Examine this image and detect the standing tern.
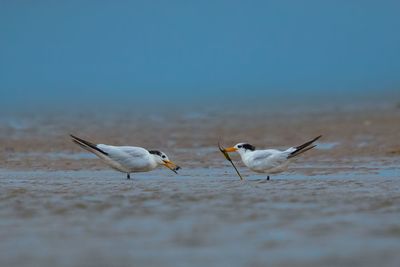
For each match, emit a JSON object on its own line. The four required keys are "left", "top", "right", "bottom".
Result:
{"left": 222, "top": 135, "right": 321, "bottom": 180}
{"left": 70, "top": 134, "right": 180, "bottom": 179}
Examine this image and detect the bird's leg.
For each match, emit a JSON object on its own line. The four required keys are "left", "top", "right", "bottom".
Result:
{"left": 267, "top": 176, "right": 270, "bottom": 180}
{"left": 127, "top": 173, "right": 131, "bottom": 180}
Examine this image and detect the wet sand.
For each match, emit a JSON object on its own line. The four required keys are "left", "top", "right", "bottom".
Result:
{"left": 1, "top": 105, "right": 400, "bottom": 266}
{"left": 1, "top": 105, "right": 400, "bottom": 170}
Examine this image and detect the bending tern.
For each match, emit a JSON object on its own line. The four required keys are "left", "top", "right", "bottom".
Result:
{"left": 70, "top": 134, "right": 180, "bottom": 179}
{"left": 222, "top": 135, "right": 321, "bottom": 180}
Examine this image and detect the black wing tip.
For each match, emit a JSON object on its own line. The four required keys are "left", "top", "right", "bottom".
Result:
{"left": 314, "top": 135, "right": 322, "bottom": 141}
{"left": 288, "top": 144, "right": 317, "bottom": 159}
{"left": 307, "top": 144, "right": 317, "bottom": 150}
{"left": 69, "top": 134, "right": 108, "bottom": 156}
{"left": 70, "top": 134, "right": 81, "bottom": 141}
{"left": 290, "top": 135, "right": 322, "bottom": 157}
{"left": 312, "top": 135, "right": 322, "bottom": 146}
{"left": 70, "top": 134, "right": 89, "bottom": 143}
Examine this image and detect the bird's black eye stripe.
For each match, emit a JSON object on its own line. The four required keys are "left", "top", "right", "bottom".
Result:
{"left": 238, "top": 145, "right": 242, "bottom": 148}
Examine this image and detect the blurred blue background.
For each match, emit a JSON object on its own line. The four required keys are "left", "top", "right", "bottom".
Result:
{"left": 1, "top": 0, "right": 399, "bottom": 112}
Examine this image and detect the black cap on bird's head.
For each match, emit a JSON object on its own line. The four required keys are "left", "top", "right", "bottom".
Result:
{"left": 148, "top": 150, "right": 162, "bottom": 157}
{"left": 223, "top": 143, "right": 256, "bottom": 152}
{"left": 238, "top": 143, "right": 256, "bottom": 151}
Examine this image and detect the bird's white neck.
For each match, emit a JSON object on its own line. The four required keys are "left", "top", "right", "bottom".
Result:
{"left": 237, "top": 149, "right": 254, "bottom": 159}
{"left": 150, "top": 155, "right": 162, "bottom": 168}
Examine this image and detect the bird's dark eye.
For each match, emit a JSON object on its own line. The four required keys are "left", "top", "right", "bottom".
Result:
{"left": 238, "top": 145, "right": 242, "bottom": 148}
{"left": 162, "top": 155, "right": 166, "bottom": 158}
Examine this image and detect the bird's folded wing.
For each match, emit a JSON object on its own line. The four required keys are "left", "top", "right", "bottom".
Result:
{"left": 97, "top": 145, "right": 149, "bottom": 165}
{"left": 118, "top": 146, "right": 150, "bottom": 158}
{"left": 250, "top": 150, "right": 277, "bottom": 161}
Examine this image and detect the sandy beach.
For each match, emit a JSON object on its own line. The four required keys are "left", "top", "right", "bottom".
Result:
{"left": 1, "top": 105, "right": 400, "bottom": 267}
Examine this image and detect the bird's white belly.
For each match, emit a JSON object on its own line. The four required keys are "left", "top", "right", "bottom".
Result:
{"left": 131, "top": 164, "right": 157, "bottom": 173}
{"left": 123, "top": 161, "right": 157, "bottom": 173}
{"left": 252, "top": 162, "right": 290, "bottom": 174}
{"left": 100, "top": 157, "right": 130, "bottom": 173}
{"left": 244, "top": 156, "right": 290, "bottom": 174}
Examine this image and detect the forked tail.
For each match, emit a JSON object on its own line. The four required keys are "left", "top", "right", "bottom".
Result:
{"left": 287, "top": 135, "right": 322, "bottom": 159}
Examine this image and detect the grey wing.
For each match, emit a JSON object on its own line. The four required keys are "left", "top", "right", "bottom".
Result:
{"left": 251, "top": 149, "right": 289, "bottom": 168}
{"left": 118, "top": 146, "right": 150, "bottom": 158}
{"left": 97, "top": 145, "right": 151, "bottom": 170}
{"left": 250, "top": 149, "right": 279, "bottom": 161}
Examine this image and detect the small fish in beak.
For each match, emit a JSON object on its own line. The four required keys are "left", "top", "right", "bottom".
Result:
{"left": 163, "top": 160, "right": 181, "bottom": 174}
{"left": 218, "top": 142, "right": 243, "bottom": 180}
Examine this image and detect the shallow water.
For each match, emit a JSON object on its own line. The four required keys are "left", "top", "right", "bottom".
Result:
{"left": 1, "top": 166, "right": 399, "bottom": 267}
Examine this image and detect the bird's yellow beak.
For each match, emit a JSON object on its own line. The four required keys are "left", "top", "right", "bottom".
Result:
{"left": 223, "top": 147, "right": 238, "bottom": 152}
{"left": 163, "top": 160, "right": 181, "bottom": 174}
